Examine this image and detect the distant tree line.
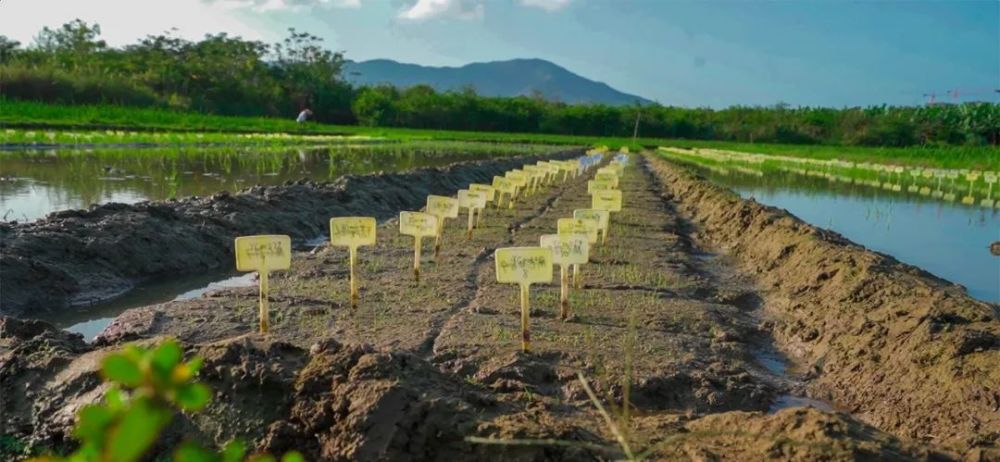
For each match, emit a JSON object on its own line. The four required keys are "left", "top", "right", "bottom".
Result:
{"left": 2, "top": 20, "right": 997, "bottom": 146}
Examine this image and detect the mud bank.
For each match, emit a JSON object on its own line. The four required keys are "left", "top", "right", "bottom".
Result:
{"left": 646, "top": 154, "right": 999, "bottom": 457}
{"left": 0, "top": 151, "right": 578, "bottom": 316}
{"left": 3, "top": 316, "right": 931, "bottom": 461}
{"left": 1, "top": 154, "right": 943, "bottom": 461}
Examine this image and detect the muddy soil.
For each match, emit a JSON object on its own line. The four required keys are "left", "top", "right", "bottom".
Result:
{"left": 0, "top": 151, "right": 576, "bottom": 316}
{"left": 646, "top": 154, "right": 1000, "bottom": 458}
{"left": 1, "top": 153, "right": 989, "bottom": 460}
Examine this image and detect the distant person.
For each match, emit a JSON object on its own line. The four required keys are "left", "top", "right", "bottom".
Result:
{"left": 296, "top": 108, "right": 313, "bottom": 124}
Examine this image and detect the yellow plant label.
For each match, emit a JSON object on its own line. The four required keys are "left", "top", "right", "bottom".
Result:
{"left": 329, "top": 217, "right": 376, "bottom": 248}
{"left": 595, "top": 171, "right": 619, "bottom": 187}
{"left": 557, "top": 217, "right": 599, "bottom": 243}
{"left": 493, "top": 176, "right": 516, "bottom": 194}
{"left": 573, "top": 209, "right": 609, "bottom": 232}
{"left": 458, "top": 190, "right": 487, "bottom": 209}
{"left": 539, "top": 234, "right": 588, "bottom": 266}
{"left": 469, "top": 183, "right": 496, "bottom": 201}
{"left": 592, "top": 190, "right": 623, "bottom": 212}
{"left": 506, "top": 171, "right": 528, "bottom": 188}
{"left": 495, "top": 247, "right": 553, "bottom": 285}
{"left": 399, "top": 211, "right": 438, "bottom": 237}
{"left": 588, "top": 179, "right": 615, "bottom": 193}
{"left": 235, "top": 235, "right": 291, "bottom": 272}
{"left": 427, "top": 195, "right": 459, "bottom": 218}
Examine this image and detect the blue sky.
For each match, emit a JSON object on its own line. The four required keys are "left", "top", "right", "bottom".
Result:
{"left": 2, "top": 0, "right": 998, "bottom": 107}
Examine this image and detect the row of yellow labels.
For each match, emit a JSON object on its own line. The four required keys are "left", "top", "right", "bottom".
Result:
{"left": 229, "top": 152, "right": 623, "bottom": 332}
{"left": 494, "top": 153, "right": 629, "bottom": 351}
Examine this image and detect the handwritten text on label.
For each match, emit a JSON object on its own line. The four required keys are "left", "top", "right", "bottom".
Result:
{"left": 235, "top": 235, "right": 291, "bottom": 272}
{"left": 495, "top": 247, "right": 554, "bottom": 284}
{"left": 330, "top": 217, "right": 376, "bottom": 248}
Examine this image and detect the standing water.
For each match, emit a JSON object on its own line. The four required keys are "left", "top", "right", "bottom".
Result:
{"left": 0, "top": 140, "right": 563, "bottom": 338}
{"left": 666, "top": 158, "right": 999, "bottom": 303}
{"left": 0, "top": 141, "right": 555, "bottom": 222}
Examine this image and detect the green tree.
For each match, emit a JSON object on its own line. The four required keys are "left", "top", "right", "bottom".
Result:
{"left": 0, "top": 36, "right": 21, "bottom": 63}
{"left": 352, "top": 85, "right": 399, "bottom": 126}
{"left": 32, "top": 19, "right": 107, "bottom": 71}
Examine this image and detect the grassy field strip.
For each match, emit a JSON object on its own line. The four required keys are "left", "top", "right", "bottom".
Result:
{"left": 4, "top": 100, "right": 997, "bottom": 170}
{"left": 660, "top": 146, "right": 1000, "bottom": 207}
{"left": 0, "top": 127, "right": 379, "bottom": 146}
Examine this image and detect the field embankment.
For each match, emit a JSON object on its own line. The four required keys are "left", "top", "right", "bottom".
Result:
{"left": 647, "top": 154, "right": 1000, "bottom": 454}
{"left": 5, "top": 151, "right": 987, "bottom": 460}
{"left": 0, "top": 151, "right": 577, "bottom": 316}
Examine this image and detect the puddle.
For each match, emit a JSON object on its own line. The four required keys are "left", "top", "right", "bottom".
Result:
{"left": 754, "top": 346, "right": 838, "bottom": 414}
{"left": 173, "top": 273, "right": 257, "bottom": 301}
{"left": 755, "top": 349, "right": 788, "bottom": 376}
{"left": 768, "top": 394, "right": 836, "bottom": 413}
{"left": 57, "top": 272, "right": 256, "bottom": 341}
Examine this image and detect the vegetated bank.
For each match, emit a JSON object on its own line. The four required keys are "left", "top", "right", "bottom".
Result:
{"left": 2, "top": 151, "right": 994, "bottom": 460}
{"left": 0, "top": 150, "right": 578, "bottom": 316}
{"left": 4, "top": 100, "right": 999, "bottom": 170}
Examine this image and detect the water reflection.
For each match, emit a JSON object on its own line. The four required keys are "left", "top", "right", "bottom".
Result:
{"left": 5, "top": 140, "right": 562, "bottom": 336}
{"left": 0, "top": 141, "right": 557, "bottom": 222}
{"left": 664, "top": 156, "right": 999, "bottom": 303}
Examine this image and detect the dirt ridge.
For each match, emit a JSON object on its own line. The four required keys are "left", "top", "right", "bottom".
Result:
{"left": 644, "top": 153, "right": 1000, "bottom": 456}
{"left": 0, "top": 153, "right": 976, "bottom": 460}
{"left": 0, "top": 150, "right": 578, "bottom": 316}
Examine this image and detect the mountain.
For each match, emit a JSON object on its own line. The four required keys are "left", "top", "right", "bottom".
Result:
{"left": 342, "top": 58, "right": 652, "bottom": 106}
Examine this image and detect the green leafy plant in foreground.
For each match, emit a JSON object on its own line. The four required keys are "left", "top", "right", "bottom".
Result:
{"left": 27, "top": 339, "right": 304, "bottom": 462}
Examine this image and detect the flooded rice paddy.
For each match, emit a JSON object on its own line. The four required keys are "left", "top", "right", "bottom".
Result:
{"left": 660, "top": 149, "right": 999, "bottom": 303}
{"left": 0, "top": 140, "right": 562, "bottom": 337}
{"left": 0, "top": 141, "right": 555, "bottom": 222}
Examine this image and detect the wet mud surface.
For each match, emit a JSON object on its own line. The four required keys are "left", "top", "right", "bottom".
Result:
{"left": 0, "top": 151, "right": 576, "bottom": 316}
{"left": 645, "top": 154, "right": 1000, "bottom": 458}
{"left": 2, "top": 152, "right": 995, "bottom": 460}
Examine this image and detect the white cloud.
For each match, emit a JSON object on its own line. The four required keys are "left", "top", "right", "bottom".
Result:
{"left": 0, "top": 0, "right": 270, "bottom": 46}
{"left": 519, "top": 0, "right": 571, "bottom": 12}
{"left": 398, "top": 0, "right": 484, "bottom": 21}
{"left": 212, "top": 0, "right": 361, "bottom": 13}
